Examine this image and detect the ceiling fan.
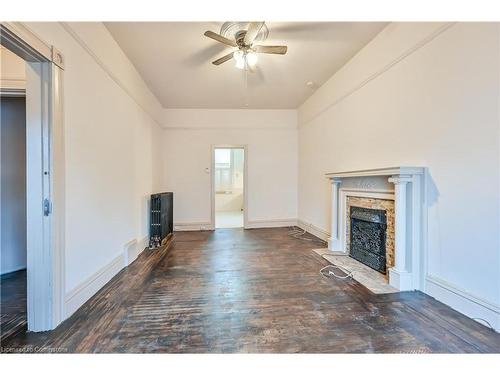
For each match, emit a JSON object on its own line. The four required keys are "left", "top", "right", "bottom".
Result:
{"left": 204, "top": 22, "right": 288, "bottom": 70}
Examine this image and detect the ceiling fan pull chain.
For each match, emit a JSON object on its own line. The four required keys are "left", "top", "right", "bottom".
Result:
{"left": 244, "top": 68, "right": 249, "bottom": 107}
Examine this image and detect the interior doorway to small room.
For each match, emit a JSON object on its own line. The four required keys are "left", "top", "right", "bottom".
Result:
{"left": 1, "top": 23, "right": 65, "bottom": 334}
{"left": 1, "top": 46, "right": 27, "bottom": 341}
{"left": 213, "top": 147, "right": 245, "bottom": 229}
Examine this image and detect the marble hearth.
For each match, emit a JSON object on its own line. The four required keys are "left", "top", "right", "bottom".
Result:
{"left": 325, "top": 167, "right": 425, "bottom": 291}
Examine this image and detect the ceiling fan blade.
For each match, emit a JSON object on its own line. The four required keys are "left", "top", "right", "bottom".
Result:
{"left": 254, "top": 45, "right": 288, "bottom": 55}
{"left": 244, "top": 22, "right": 264, "bottom": 45}
{"left": 204, "top": 31, "right": 237, "bottom": 47}
{"left": 212, "top": 52, "right": 235, "bottom": 65}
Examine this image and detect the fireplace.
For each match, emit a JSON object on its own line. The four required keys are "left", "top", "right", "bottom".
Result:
{"left": 349, "top": 206, "right": 387, "bottom": 274}
{"left": 325, "top": 167, "right": 425, "bottom": 291}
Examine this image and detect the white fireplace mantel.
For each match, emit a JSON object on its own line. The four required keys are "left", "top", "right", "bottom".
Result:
{"left": 325, "top": 166, "right": 424, "bottom": 179}
{"left": 325, "top": 166, "right": 426, "bottom": 291}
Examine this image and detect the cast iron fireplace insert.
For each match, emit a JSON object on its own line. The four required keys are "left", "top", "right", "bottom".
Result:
{"left": 349, "top": 206, "right": 387, "bottom": 274}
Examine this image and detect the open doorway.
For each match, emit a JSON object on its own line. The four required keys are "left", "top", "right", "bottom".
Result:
{"left": 1, "top": 22, "right": 65, "bottom": 333}
{"left": 212, "top": 147, "right": 246, "bottom": 229}
{"left": 1, "top": 46, "right": 28, "bottom": 341}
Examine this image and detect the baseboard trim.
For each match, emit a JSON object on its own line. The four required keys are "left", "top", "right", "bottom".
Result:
{"left": 174, "top": 222, "right": 212, "bottom": 231}
{"left": 1, "top": 265, "right": 27, "bottom": 276}
{"left": 297, "top": 220, "right": 330, "bottom": 241}
{"left": 245, "top": 218, "right": 297, "bottom": 229}
{"left": 175, "top": 219, "right": 299, "bottom": 231}
{"left": 426, "top": 275, "right": 500, "bottom": 332}
{"left": 64, "top": 253, "right": 124, "bottom": 318}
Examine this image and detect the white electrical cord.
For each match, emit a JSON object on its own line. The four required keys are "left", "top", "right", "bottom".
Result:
{"left": 288, "top": 226, "right": 327, "bottom": 244}
{"left": 320, "top": 264, "right": 353, "bottom": 280}
{"left": 287, "top": 226, "right": 345, "bottom": 279}
{"left": 288, "top": 226, "right": 312, "bottom": 241}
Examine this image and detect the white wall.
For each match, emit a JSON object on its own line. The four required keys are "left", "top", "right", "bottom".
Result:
{"left": 1, "top": 97, "right": 27, "bottom": 274}
{"left": 215, "top": 192, "right": 243, "bottom": 212}
{"left": 0, "top": 46, "right": 25, "bottom": 89}
{"left": 22, "top": 22, "right": 164, "bottom": 317}
{"left": 161, "top": 109, "right": 298, "bottom": 229}
{"left": 298, "top": 23, "right": 500, "bottom": 330}
{"left": 1, "top": 47, "right": 27, "bottom": 275}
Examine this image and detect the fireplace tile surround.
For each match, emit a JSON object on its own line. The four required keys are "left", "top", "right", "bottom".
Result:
{"left": 347, "top": 197, "right": 395, "bottom": 276}
{"left": 325, "top": 167, "right": 425, "bottom": 291}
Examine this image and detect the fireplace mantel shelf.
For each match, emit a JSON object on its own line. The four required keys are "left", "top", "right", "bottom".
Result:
{"left": 325, "top": 166, "right": 425, "bottom": 179}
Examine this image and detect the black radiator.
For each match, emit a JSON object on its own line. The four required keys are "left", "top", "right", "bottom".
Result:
{"left": 150, "top": 192, "right": 173, "bottom": 248}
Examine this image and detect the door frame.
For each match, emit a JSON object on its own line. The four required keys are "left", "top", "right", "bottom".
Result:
{"left": 210, "top": 145, "right": 248, "bottom": 230}
{"left": 1, "top": 22, "right": 65, "bottom": 331}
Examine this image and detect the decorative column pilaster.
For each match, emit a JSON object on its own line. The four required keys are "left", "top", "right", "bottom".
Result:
{"left": 328, "top": 178, "right": 343, "bottom": 252}
{"left": 388, "top": 175, "right": 413, "bottom": 290}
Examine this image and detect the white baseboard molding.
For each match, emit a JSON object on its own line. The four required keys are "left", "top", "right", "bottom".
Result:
{"left": 174, "top": 222, "right": 212, "bottom": 231}
{"left": 1, "top": 265, "right": 27, "bottom": 276}
{"left": 245, "top": 218, "right": 297, "bottom": 229}
{"left": 426, "top": 275, "right": 500, "bottom": 332}
{"left": 63, "top": 235, "right": 152, "bottom": 320}
{"left": 297, "top": 220, "right": 330, "bottom": 242}
{"left": 175, "top": 219, "right": 298, "bottom": 231}
{"left": 64, "top": 253, "right": 124, "bottom": 318}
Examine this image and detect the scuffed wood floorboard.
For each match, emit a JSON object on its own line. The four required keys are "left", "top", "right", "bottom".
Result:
{"left": 2, "top": 228, "right": 499, "bottom": 353}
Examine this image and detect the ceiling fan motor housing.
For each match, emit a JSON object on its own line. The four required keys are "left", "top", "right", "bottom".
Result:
{"left": 220, "top": 22, "right": 269, "bottom": 47}
{"left": 235, "top": 30, "right": 248, "bottom": 47}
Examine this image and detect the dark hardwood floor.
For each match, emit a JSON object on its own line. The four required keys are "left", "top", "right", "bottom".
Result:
{"left": 1, "top": 228, "right": 499, "bottom": 353}
{"left": 1, "top": 270, "right": 27, "bottom": 344}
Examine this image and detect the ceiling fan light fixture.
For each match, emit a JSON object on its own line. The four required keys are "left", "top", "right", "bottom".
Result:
{"left": 234, "top": 50, "right": 245, "bottom": 69}
{"left": 235, "top": 58, "right": 245, "bottom": 70}
{"left": 246, "top": 51, "right": 258, "bottom": 67}
{"left": 234, "top": 50, "right": 244, "bottom": 62}
{"left": 233, "top": 50, "right": 258, "bottom": 70}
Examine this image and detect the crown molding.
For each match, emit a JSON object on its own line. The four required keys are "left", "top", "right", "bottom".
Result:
{"left": 299, "top": 23, "right": 455, "bottom": 127}
{"left": 58, "top": 22, "right": 163, "bottom": 129}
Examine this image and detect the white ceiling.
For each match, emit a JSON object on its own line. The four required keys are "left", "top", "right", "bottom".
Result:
{"left": 105, "top": 22, "right": 387, "bottom": 109}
